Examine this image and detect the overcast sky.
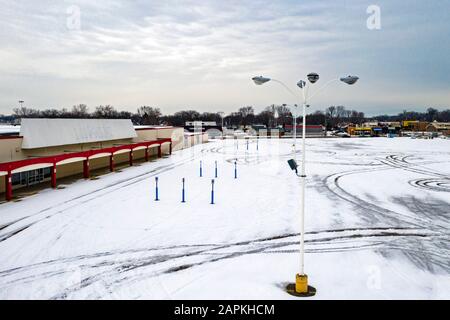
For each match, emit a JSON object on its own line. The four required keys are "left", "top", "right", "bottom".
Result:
{"left": 0, "top": 0, "right": 449, "bottom": 116}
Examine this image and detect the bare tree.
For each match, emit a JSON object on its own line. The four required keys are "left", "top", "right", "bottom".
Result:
{"left": 426, "top": 107, "right": 439, "bottom": 122}
{"left": 238, "top": 106, "right": 255, "bottom": 128}
{"left": 40, "top": 109, "right": 61, "bottom": 118}
{"left": 93, "top": 105, "right": 119, "bottom": 118}
{"left": 325, "top": 106, "right": 337, "bottom": 127}
{"left": 275, "top": 105, "right": 292, "bottom": 127}
{"left": 326, "top": 106, "right": 336, "bottom": 118}
{"left": 336, "top": 106, "right": 346, "bottom": 119}
{"left": 71, "top": 104, "right": 89, "bottom": 118}
{"left": 13, "top": 107, "right": 40, "bottom": 118}
{"left": 137, "top": 106, "right": 162, "bottom": 125}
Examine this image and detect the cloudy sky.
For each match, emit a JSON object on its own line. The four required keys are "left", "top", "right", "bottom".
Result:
{"left": 0, "top": 0, "right": 449, "bottom": 116}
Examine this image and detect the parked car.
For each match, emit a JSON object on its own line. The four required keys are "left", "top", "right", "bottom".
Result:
{"left": 336, "top": 132, "right": 351, "bottom": 138}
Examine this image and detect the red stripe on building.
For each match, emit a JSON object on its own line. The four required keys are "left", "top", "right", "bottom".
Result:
{"left": 0, "top": 138, "right": 172, "bottom": 201}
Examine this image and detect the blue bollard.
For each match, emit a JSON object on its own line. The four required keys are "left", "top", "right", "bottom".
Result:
{"left": 215, "top": 161, "right": 218, "bottom": 178}
{"left": 234, "top": 161, "right": 237, "bottom": 179}
{"left": 181, "top": 178, "right": 186, "bottom": 203}
{"left": 200, "top": 160, "right": 203, "bottom": 177}
{"left": 247, "top": 139, "right": 249, "bottom": 150}
{"left": 155, "top": 176, "right": 159, "bottom": 201}
{"left": 211, "top": 179, "right": 215, "bottom": 204}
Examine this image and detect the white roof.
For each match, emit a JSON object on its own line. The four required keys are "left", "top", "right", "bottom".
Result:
{"left": 134, "top": 125, "right": 173, "bottom": 129}
{"left": 20, "top": 118, "right": 137, "bottom": 149}
{"left": 0, "top": 125, "right": 20, "bottom": 134}
{"left": 185, "top": 121, "right": 217, "bottom": 126}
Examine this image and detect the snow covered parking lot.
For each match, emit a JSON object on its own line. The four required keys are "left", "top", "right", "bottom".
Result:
{"left": 0, "top": 137, "right": 449, "bottom": 299}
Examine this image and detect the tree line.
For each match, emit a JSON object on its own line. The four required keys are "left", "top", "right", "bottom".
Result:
{"left": 7, "top": 104, "right": 364, "bottom": 128}
{"left": 371, "top": 108, "right": 450, "bottom": 123}
{"left": 2, "top": 104, "right": 449, "bottom": 129}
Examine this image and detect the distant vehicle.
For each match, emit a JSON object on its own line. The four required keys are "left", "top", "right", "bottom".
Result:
{"left": 336, "top": 132, "right": 351, "bottom": 138}
{"left": 233, "top": 130, "right": 246, "bottom": 137}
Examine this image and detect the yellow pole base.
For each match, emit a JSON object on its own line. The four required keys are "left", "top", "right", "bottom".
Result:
{"left": 296, "top": 274, "right": 308, "bottom": 293}
{"left": 286, "top": 274, "right": 317, "bottom": 297}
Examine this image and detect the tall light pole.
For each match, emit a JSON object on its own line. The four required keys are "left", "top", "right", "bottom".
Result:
{"left": 18, "top": 100, "right": 24, "bottom": 108}
{"left": 283, "top": 103, "right": 298, "bottom": 155}
{"left": 252, "top": 74, "right": 359, "bottom": 297}
{"left": 218, "top": 111, "right": 225, "bottom": 139}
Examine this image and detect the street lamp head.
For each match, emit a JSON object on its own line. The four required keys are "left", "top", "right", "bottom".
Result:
{"left": 297, "top": 80, "right": 306, "bottom": 89}
{"left": 340, "top": 75, "right": 359, "bottom": 85}
{"left": 307, "top": 72, "right": 319, "bottom": 84}
{"left": 274, "top": 110, "right": 279, "bottom": 119}
{"left": 252, "top": 76, "right": 271, "bottom": 85}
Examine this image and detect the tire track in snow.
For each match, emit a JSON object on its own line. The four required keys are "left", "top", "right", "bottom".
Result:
{"left": 381, "top": 154, "right": 450, "bottom": 178}
{"left": 408, "top": 178, "right": 450, "bottom": 193}
{"left": 1, "top": 142, "right": 449, "bottom": 298}
{"left": 322, "top": 154, "right": 450, "bottom": 228}
{"left": 0, "top": 226, "right": 436, "bottom": 299}
{"left": 323, "top": 168, "right": 427, "bottom": 228}
{"left": 0, "top": 152, "right": 203, "bottom": 243}
{"left": 319, "top": 152, "right": 449, "bottom": 275}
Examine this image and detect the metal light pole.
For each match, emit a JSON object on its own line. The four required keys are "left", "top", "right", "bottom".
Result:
{"left": 292, "top": 105, "right": 297, "bottom": 154}
{"left": 283, "top": 103, "right": 298, "bottom": 157}
{"left": 252, "top": 74, "right": 359, "bottom": 297}
{"left": 218, "top": 111, "right": 225, "bottom": 139}
{"left": 296, "top": 77, "right": 311, "bottom": 289}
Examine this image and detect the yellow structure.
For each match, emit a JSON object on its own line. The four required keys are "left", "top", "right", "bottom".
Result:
{"left": 348, "top": 126, "right": 372, "bottom": 136}
{"left": 402, "top": 120, "right": 419, "bottom": 128}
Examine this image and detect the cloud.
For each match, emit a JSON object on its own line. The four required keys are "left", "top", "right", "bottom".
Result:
{"left": 0, "top": 0, "right": 448, "bottom": 115}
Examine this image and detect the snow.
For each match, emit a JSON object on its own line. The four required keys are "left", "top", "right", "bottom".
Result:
{"left": 0, "top": 137, "right": 449, "bottom": 299}
{"left": 20, "top": 118, "right": 137, "bottom": 149}
{"left": 0, "top": 125, "right": 20, "bottom": 135}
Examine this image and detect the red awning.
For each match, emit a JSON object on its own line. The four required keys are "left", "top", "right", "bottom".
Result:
{"left": 0, "top": 138, "right": 171, "bottom": 173}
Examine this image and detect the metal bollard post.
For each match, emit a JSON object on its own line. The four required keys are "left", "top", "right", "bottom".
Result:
{"left": 200, "top": 160, "right": 203, "bottom": 177}
{"left": 155, "top": 176, "right": 159, "bottom": 201}
{"left": 234, "top": 160, "right": 237, "bottom": 179}
{"left": 215, "top": 161, "right": 218, "bottom": 178}
{"left": 181, "top": 178, "right": 186, "bottom": 203}
{"left": 211, "top": 179, "right": 215, "bottom": 204}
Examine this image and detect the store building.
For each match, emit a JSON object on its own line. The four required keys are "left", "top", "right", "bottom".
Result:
{"left": 0, "top": 119, "right": 207, "bottom": 201}
{"left": 426, "top": 121, "right": 450, "bottom": 135}
{"left": 283, "top": 124, "right": 325, "bottom": 137}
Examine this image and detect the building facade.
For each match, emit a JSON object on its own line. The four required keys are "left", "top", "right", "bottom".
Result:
{"left": 0, "top": 119, "right": 207, "bottom": 201}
